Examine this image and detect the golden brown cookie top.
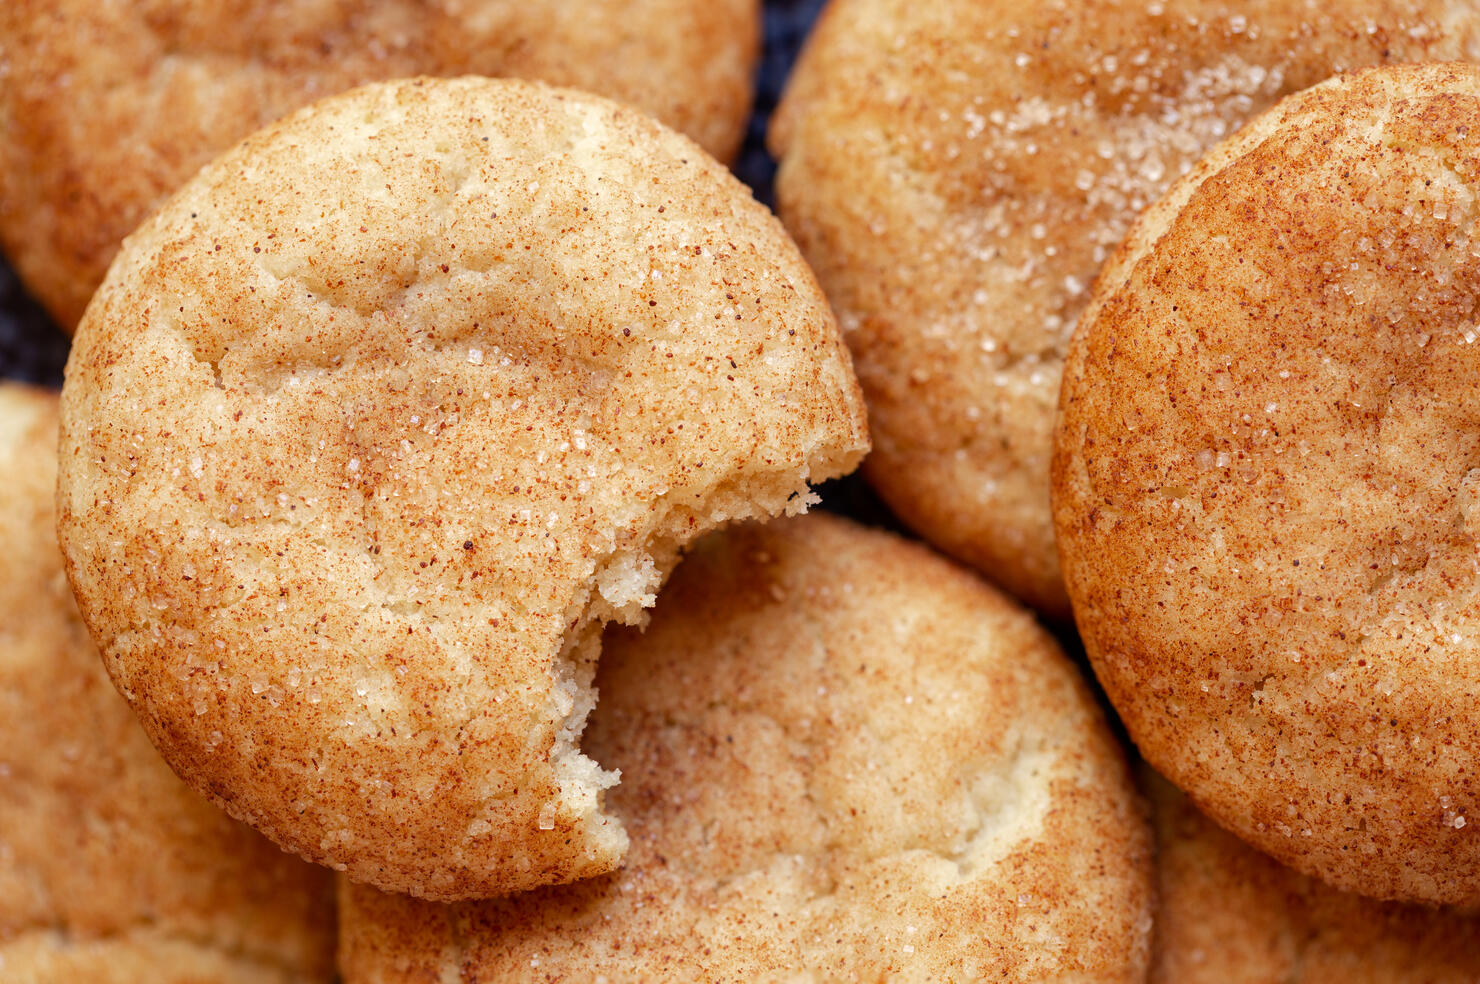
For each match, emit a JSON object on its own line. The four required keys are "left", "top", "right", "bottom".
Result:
{"left": 1147, "top": 769, "right": 1480, "bottom": 983}
{"left": 0, "top": 0, "right": 759, "bottom": 329}
{"left": 1055, "top": 62, "right": 1480, "bottom": 904}
{"left": 340, "top": 513, "right": 1153, "bottom": 983}
{"left": 772, "top": 0, "right": 1480, "bottom": 618}
{"left": 0, "top": 384, "right": 333, "bottom": 982}
{"left": 58, "top": 76, "right": 868, "bottom": 901}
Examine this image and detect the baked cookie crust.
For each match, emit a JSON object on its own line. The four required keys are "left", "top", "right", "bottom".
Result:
{"left": 773, "top": 0, "right": 1480, "bottom": 617}
{"left": 58, "top": 77, "right": 867, "bottom": 901}
{"left": 340, "top": 514, "right": 1153, "bottom": 983}
{"left": 0, "top": 384, "right": 334, "bottom": 983}
{"left": 1055, "top": 63, "right": 1480, "bottom": 904}
{"left": 0, "top": 0, "right": 759, "bottom": 329}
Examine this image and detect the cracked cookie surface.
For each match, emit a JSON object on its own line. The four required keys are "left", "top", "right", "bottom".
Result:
{"left": 0, "top": 0, "right": 759, "bottom": 331}
{"left": 340, "top": 513, "right": 1152, "bottom": 983}
{"left": 0, "top": 384, "right": 334, "bottom": 983}
{"left": 1054, "top": 63, "right": 1480, "bottom": 904}
{"left": 56, "top": 77, "right": 868, "bottom": 902}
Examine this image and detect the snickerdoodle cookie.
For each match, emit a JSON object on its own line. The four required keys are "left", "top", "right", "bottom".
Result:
{"left": 1055, "top": 63, "right": 1480, "bottom": 903}
{"left": 772, "top": 0, "right": 1480, "bottom": 617}
{"left": 0, "top": 384, "right": 334, "bottom": 983}
{"left": 339, "top": 514, "right": 1153, "bottom": 983}
{"left": 0, "top": 0, "right": 758, "bottom": 330}
{"left": 1147, "top": 770, "right": 1480, "bottom": 983}
{"left": 57, "top": 77, "right": 868, "bottom": 901}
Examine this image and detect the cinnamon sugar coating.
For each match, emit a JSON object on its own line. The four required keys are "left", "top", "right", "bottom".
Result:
{"left": 1147, "top": 769, "right": 1480, "bottom": 983}
{"left": 1056, "top": 63, "right": 1480, "bottom": 903}
{"left": 57, "top": 78, "right": 867, "bottom": 901}
{"left": 773, "top": 0, "right": 1480, "bottom": 617}
{"left": 340, "top": 514, "right": 1153, "bottom": 983}
{"left": 0, "top": 384, "right": 334, "bottom": 983}
{"left": 0, "top": 0, "right": 759, "bottom": 329}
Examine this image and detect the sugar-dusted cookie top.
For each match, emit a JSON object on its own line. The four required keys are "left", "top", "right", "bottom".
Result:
{"left": 341, "top": 513, "right": 1153, "bottom": 983}
{"left": 0, "top": 384, "right": 334, "bottom": 982}
{"left": 0, "top": 0, "right": 759, "bottom": 329}
{"left": 1147, "top": 769, "right": 1480, "bottom": 983}
{"left": 58, "top": 76, "right": 868, "bottom": 901}
{"left": 772, "top": 0, "right": 1480, "bottom": 618}
{"left": 1056, "top": 63, "right": 1480, "bottom": 904}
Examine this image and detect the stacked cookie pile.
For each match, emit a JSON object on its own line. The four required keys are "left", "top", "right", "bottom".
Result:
{"left": 2, "top": 1, "right": 1478, "bottom": 981}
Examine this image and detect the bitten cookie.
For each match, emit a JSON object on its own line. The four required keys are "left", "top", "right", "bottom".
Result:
{"left": 1055, "top": 63, "right": 1480, "bottom": 903}
{"left": 771, "top": 0, "right": 1480, "bottom": 618}
{"left": 339, "top": 514, "right": 1154, "bottom": 983}
{"left": 57, "top": 77, "right": 869, "bottom": 901}
{"left": 0, "top": 0, "right": 759, "bottom": 330}
{"left": 1147, "top": 770, "right": 1480, "bottom": 983}
{"left": 0, "top": 384, "right": 334, "bottom": 983}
